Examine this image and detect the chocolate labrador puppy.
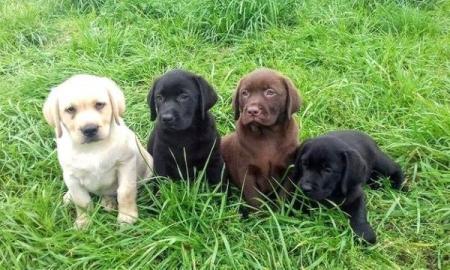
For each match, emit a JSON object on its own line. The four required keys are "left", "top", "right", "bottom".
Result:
{"left": 147, "top": 69, "right": 224, "bottom": 184}
{"left": 221, "top": 68, "right": 301, "bottom": 215}
{"left": 292, "top": 130, "right": 404, "bottom": 244}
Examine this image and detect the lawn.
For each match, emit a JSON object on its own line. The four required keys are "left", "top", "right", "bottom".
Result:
{"left": 0, "top": 0, "right": 449, "bottom": 269}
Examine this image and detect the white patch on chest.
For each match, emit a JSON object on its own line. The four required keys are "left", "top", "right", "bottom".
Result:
{"left": 58, "top": 137, "right": 123, "bottom": 196}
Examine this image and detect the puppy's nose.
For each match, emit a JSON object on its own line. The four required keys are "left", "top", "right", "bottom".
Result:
{"left": 301, "top": 182, "right": 313, "bottom": 192}
{"left": 81, "top": 124, "right": 99, "bottom": 138}
{"left": 246, "top": 105, "right": 261, "bottom": 116}
{"left": 161, "top": 114, "right": 175, "bottom": 123}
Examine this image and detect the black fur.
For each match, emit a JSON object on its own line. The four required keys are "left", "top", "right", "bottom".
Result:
{"left": 292, "top": 130, "right": 404, "bottom": 244}
{"left": 147, "top": 69, "right": 225, "bottom": 185}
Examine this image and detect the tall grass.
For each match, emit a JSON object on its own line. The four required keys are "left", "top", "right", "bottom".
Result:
{"left": 185, "top": 0, "right": 299, "bottom": 42}
{"left": 0, "top": 0, "right": 449, "bottom": 268}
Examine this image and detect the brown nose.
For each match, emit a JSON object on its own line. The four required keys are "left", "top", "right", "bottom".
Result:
{"left": 246, "top": 105, "right": 261, "bottom": 116}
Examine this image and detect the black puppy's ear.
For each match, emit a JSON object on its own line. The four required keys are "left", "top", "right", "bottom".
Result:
{"left": 341, "top": 150, "right": 368, "bottom": 195}
{"left": 194, "top": 75, "right": 218, "bottom": 119}
{"left": 232, "top": 79, "right": 243, "bottom": 120}
{"left": 292, "top": 140, "right": 310, "bottom": 181}
{"left": 291, "top": 146, "right": 304, "bottom": 182}
{"left": 148, "top": 77, "right": 160, "bottom": 121}
{"left": 282, "top": 76, "right": 302, "bottom": 120}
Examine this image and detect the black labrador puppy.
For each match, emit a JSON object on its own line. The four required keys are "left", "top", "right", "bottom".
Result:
{"left": 147, "top": 69, "right": 225, "bottom": 185}
{"left": 292, "top": 130, "right": 404, "bottom": 244}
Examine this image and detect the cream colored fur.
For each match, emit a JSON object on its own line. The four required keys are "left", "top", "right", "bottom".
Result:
{"left": 43, "top": 74, "right": 153, "bottom": 229}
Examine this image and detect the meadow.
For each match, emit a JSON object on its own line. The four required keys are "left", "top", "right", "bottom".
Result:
{"left": 0, "top": 0, "right": 449, "bottom": 268}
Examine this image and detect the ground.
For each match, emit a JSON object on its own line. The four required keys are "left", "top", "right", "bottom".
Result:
{"left": 0, "top": 0, "right": 449, "bottom": 269}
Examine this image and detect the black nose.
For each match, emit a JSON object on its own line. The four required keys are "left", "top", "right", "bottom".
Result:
{"left": 301, "top": 182, "right": 313, "bottom": 192}
{"left": 81, "top": 124, "right": 99, "bottom": 138}
{"left": 161, "top": 114, "right": 175, "bottom": 123}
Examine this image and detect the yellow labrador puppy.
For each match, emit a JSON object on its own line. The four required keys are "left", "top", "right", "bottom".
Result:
{"left": 43, "top": 74, "right": 153, "bottom": 229}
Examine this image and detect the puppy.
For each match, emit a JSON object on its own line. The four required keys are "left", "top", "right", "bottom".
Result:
{"left": 221, "top": 68, "right": 301, "bottom": 214}
{"left": 147, "top": 69, "right": 224, "bottom": 184}
{"left": 292, "top": 130, "right": 404, "bottom": 244}
{"left": 43, "top": 74, "right": 153, "bottom": 229}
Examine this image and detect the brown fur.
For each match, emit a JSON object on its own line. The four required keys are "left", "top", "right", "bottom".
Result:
{"left": 221, "top": 68, "right": 301, "bottom": 210}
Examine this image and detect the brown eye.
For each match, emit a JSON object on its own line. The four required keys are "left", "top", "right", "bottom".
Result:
{"left": 265, "top": 89, "right": 276, "bottom": 97}
{"left": 241, "top": 90, "right": 249, "bottom": 97}
{"left": 65, "top": 106, "right": 76, "bottom": 114}
{"left": 95, "top": 102, "right": 106, "bottom": 110}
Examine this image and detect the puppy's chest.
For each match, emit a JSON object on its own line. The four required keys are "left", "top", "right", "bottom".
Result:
{"left": 64, "top": 153, "right": 119, "bottom": 194}
{"left": 249, "top": 142, "right": 291, "bottom": 165}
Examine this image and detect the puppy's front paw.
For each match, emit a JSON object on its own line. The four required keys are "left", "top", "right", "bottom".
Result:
{"left": 101, "top": 196, "right": 117, "bottom": 212}
{"left": 74, "top": 215, "right": 89, "bottom": 230}
{"left": 117, "top": 212, "right": 138, "bottom": 226}
{"left": 351, "top": 221, "right": 377, "bottom": 244}
{"left": 239, "top": 205, "right": 251, "bottom": 220}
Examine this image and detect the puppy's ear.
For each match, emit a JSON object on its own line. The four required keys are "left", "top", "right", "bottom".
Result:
{"left": 194, "top": 75, "right": 218, "bottom": 119}
{"left": 232, "top": 79, "right": 243, "bottom": 120}
{"left": 43, "top": 87, "right": 62, "bottom": 138}
{"left": 292, "top": 140, "right": 310, "bottom": 181}
{"left": 291, "top": 146, "right": 304, "bottom": 182}
{"left": 103, "top": 78, "right": 125, "bottom": 125}
{"left": 282, "top": 76, "right": 302, "bottom": 120}
{"left": 341, "top": 150, "right": 368, "bottom": 195}
{"left": 148, "top": 77, "right": 160, "bottom": 121}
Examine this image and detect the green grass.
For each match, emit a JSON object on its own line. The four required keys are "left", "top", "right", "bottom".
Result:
{"left": 1, "top": 0, "right": 449, "bottom": 268}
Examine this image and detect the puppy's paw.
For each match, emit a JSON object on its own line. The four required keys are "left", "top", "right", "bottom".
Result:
{"left": 117, "top": 212, "right": 138, "bottom": 226}
{"left": 63, "top": 192, "right": 72, "bottom": 206}
{"left": 101, "top": 196, "right": 117, "bottom": 212}
{"left": 391, "top": 170, "right": 405, "bottom": 191}
{"left": 74, "top": 215, "right": 89, "bottom": 230}
{"left": 239, "top": 205, "right": 250, "bottom": 220}
{"left": 351, "top": 222, "right": 377, "bottom": 244}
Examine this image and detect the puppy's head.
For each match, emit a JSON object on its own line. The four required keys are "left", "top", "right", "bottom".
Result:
{"left": 294, "top": 137, "right": 367, "bottom": 201}
{"left": 233, "top": 68, "right": 301, "bottom": 127}
{"left": 148, "top": 69, "right": 217, "bottom": 131}
{"left": 43, "top": 74, "right": 125, "bottom": 144}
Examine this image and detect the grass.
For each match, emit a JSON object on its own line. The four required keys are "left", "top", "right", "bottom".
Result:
{"left": 0, "top": 0, "right": 449, "bottom": 268}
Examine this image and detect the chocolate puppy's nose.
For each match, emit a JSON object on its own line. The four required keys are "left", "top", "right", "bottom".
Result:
{"left": 81, "top": 124, "right": 99, "bottom": 138}
{"left": 246, "top": 105, "right": 261, "bottom": 116}
{"left": 161, "top": 114, "right": 175, "bottom": 123}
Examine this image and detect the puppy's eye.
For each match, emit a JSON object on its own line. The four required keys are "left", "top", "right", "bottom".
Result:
{"left": 241, "top": 90, "right": 249, "bottom": 97}
{"left": 95, "top": 102, "right": 106, "bottom": 110}
{"left": 301, "top": 160, "right": 308, "bottom": 167}
{"left": 156, "top": 95, "right": 163, "bottom": 103}
{"left": 323, "top": 167, "right": 333, "bottom": 173}
{"left": 265, "top": 89, "right": 276, "bottom": 97}
{"left": 177, "top": 94, "right": 189, "bottom": 102}
{"left": 65, "top": 106, "right": 76, "bottom": 114}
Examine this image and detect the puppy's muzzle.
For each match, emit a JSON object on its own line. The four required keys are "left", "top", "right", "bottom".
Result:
{"left": 161, "top": 113, "right": 175, "bottom": 124}
{"left": 301, "top": 182, "right": 313, "bottom": 192}
{"left": 245, "top": 105, "right": 262, "bottom": 117}
{"left": 81, "top": 124, "right": 99, "bottom": 138}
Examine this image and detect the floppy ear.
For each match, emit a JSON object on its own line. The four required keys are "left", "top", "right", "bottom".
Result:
{"left": 291, "top": 140, "right": 311, "bottom": 181}
{"left": 341, "top": 150, "right": 368, "bottom": 195}
{"left": 291, "top": 145, "right": 304, "bottom": 182}
{"left": 148, "top": 77, "right": 160, "bottom": 121}
{"left": 43, "top": 88, "right": 62, "bottom": 138}
{"left": 194, "top": 75, "right": 218, "bottom": 119}
{"left": 282, "top": 76, "right": 302, "bottom": 120}
{"left": 232, "top": 79, "right": 243, "bottom": 120}
{"left": 103, "top": 77, "right": 125, "bottom": 125}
